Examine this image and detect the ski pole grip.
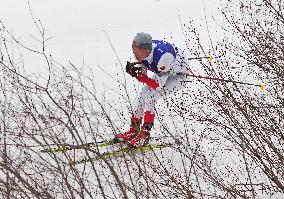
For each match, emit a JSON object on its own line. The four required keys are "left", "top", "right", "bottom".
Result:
{"left": 132, "top": 61, "right": 142, "bottom": 66}
{"left": 127, "top": 61, "right": 142, "bottom": 67}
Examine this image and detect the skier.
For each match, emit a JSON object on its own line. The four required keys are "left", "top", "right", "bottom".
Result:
{"left": 116, "top": 32, "right": 190, "bottom": 148}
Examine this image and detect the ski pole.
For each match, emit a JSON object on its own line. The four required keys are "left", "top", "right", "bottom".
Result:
{"left": 177, "top": 72, "right": 266, "bottom": 91}
{"left": 188, "top": 55, "right": 214, "bottom": 61}
{"left": 129, "top": 60, "right": 265, "bottom": 91}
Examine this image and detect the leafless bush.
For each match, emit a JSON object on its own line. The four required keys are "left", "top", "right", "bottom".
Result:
{"left": 173, "top": 0, "right": 284, "bottom": 198}
{"left": 0, "top": 1, "right": 283, "bottom": 198}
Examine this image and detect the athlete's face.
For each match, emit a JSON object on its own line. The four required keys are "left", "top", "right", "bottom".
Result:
{"left": 132, "top": 42, "right": 151, "bottom": 62}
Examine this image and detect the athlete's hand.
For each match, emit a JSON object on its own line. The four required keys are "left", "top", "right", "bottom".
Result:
{"left": 126, "top": 61, "right": 143, "bottom": 77}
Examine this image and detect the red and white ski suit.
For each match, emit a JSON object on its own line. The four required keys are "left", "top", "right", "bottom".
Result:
{"left": 132, "top": 40, "right": 190, "bottom": 124}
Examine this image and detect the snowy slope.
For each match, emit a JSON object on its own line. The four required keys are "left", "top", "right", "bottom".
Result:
{"left": 0, "top": 0, "right": 284, "bottom": 198}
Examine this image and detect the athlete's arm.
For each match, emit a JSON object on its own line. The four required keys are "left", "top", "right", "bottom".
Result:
{"left": 136, "top": 53, "right": 175, "bottom": 89}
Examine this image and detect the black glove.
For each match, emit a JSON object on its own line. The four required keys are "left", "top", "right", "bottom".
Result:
{"left": 126, "top": 61, "right": 143, "bottom": 77}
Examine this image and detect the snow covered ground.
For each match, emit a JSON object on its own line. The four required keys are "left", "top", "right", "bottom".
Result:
{"left": 1, "top": 0, "right": 284, "bottom": 198}
{"left": 0, "top": 0, "right": 221, "bottom": 88}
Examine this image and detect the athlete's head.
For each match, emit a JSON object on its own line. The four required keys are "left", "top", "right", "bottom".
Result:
{"left": 132, "top": 32, "right": 152, "bottom": 61}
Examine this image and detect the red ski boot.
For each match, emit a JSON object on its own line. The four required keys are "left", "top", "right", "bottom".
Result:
{"left": 115, "top": 116, "right": 142, "bottom": 142}
{"left": 128, "top": 126, "right": 151, "bottom": 148}
{"left": 128, "top": 111, "right": 154, "bottom": 148}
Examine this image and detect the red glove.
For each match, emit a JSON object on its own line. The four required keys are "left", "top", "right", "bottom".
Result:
{"left": 136, "top": 73, "right": 159, "bottom": 89}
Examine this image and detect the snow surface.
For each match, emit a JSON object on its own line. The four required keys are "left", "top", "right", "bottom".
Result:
{"left": 1, "top": 0, "right": 284, "bottom": 198}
